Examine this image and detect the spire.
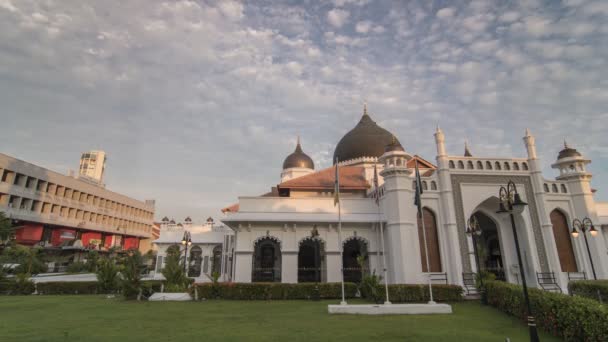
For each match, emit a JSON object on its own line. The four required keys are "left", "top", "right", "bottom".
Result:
{"left": 363, "top": 100, "right": 368, "bottom": 116}
{"left": 564, "top": 139, "right": 569, "bottom": 149}
{"left": 464, "top": 140, "right": 473, "bottom": 157}
{"left": 295, "top": 135, "right": 303, "bottom": 153}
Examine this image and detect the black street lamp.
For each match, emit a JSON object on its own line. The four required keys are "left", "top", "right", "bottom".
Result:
{"left": 466, "top": 215, "right": 486, "bottom": 304}
{"left": 496, "top": 180, "right": 539, "bottom": 342}
{"left": 571, "top": 217, "right": 598, "bottom": 280}
{"left": 181, "top": 230, "right": 192, "bottom": 274}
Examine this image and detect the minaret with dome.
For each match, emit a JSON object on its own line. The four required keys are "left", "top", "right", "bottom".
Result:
{"left": 280, "top": 137, "right": 315, "bottom": 182}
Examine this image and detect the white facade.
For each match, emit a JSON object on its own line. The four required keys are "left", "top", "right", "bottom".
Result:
{"left": 222, "top": 112, "right": 608, "bottom": 291}
{"left": 153, "top": 219, "right": 235, "bottom": 282}
{"left": 78, "top": 151, "right": 106, "bottom": 184}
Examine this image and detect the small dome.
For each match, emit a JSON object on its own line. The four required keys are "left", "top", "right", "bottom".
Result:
{"left": 206, "top": 217, "right": 214, "bottom": 223}
{"left": 558, "top": 141, "right": 582, "bottom": 159}
{"left": 334, "top": 105, "right": 401, "bottom": 162}
{"left": 169, "top": 219, "right": 175, "bottom": 224}
{"left": 161, "top": 216, "right": 169, "bottom": 222}
{"left": 184, "top": 216, "right": 192, "bottom": 222}
{"left": 282, "top": 138, "right": 314, "bottom": 170}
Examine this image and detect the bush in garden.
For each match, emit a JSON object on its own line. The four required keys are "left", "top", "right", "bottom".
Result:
{"left": 119, "top": 250, "right": 146, "bottom": 300}
{"left": 568, "top": 280, "right": 608, "bottom": 303}
{"left": 486, "top": 280, "right": 608, "bottom": 341}
{"left": 96, "top": 257, "right": 120, "bottom": 294}
{"left": 66, "top": 262, "right": 88, "bottom": 274}
{"left": 161, "top": 247, "right": 189, "bottom": 292}
{"left": 192, "top": 282, "right": 358, "bottom": 300}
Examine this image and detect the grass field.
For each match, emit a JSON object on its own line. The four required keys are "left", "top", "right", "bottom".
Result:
{"left": 0, "top": 296, "right": 561, "bottom": 341}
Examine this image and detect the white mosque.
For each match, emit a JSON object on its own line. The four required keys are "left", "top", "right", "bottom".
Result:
{"left": 220, "top": 105, "right": 608, "bottom": 291}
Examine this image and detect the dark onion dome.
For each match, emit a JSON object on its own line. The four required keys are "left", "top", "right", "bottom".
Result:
{"left": 282, "top": 138, "right": 315, "bottom": 170}
{"left": 558, "top": 141, "right": 582, "bottom": 159}
{"left": 169, "top": 219, "right": 176, "bottom": 224}
{"left": 334, "top": 106, "right": 402, "bottom": 162}
{"left": 384, "top": 135, "right": 405, "bottom": 153}
{"left": 161, "top": 216, "right": 169, "bottom": 222}
{"left": 184, "top": 216, "right": 192, "bottom": 222}
{"left": 206, "top": 216, "right": 214, "bottom": 223}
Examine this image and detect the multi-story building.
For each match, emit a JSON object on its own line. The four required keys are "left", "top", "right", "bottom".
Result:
{"left": 0, "top": 153, "right": 155, "bottom": 260}
{"left": 78, "top": 150, "right": 106, "bottom": 185}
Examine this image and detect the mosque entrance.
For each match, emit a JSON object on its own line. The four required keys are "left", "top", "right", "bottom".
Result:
{"left": 252, "top": 237, "right": 281, "bottom": 282}
{"left": 298, "top": 238, "right": 325, "bottom": 282}
{"left": 472, "top": 211, "right": 506, "bottom": 281}
{"left": 342, "top": 238, "right": 368, "bottom": 283}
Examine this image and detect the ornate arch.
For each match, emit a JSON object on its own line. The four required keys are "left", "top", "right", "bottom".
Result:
{"left": 342, "top": 235, "right": 370, "bottom": 248}
{"left": 298, "top": 235, "right": 325, "bottom": 247}
{"left": 253, "top": 235, "right": 282, "bottom": 250}
{"left": 549, "top": 208, "right": 577, "bottom": 272}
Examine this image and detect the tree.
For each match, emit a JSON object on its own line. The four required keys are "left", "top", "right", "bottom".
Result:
{"left": 96, "top": 256, "right": 119, "bottom": 294}
{"left": 1, "top": 244, "right": 47, "bottom": 275}
{"left": 0, "top": 211, "right": 14, "bottom": 244}
{"left": 119, "top": 250, "right": 146, "bottom": 300}
{"left": 161, "top": 246, "right": 188, "bottom": 292}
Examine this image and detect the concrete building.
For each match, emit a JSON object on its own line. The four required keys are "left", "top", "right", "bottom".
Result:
{"left": 221, "top": 105, "right": 608, "bottom": 292}
{"left": 0, "top": 153, "right": 155, "bottom": 267}
{"left": 153, "top": 217, "right": 235, "bottom": 282}
{"left": 78, "top": 150, "right": 106, "bottom": 185}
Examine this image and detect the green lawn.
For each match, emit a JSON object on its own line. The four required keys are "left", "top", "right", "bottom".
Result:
{"left": 0, "top": 296, "right": 561, "bottom": 341}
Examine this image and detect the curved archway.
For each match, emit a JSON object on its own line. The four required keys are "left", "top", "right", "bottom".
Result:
{"left": 471, "top": 211, "right": 506, "bottom": 281}
{"left": 188, "top": 246, "right": 202, "bottom": 277}
{"left": 486, "top": 161, "right": 492, "bottom": 170}
{"left": 457, "top": 160, "right": 465, "bottom": 169}
{"left": 252, "top": 237, "right": 281, "bottom": 282}
{"left": 417, "top": 208, "right": 442, "bottom": 272}
{"left": 550, "top": 209, "right": 578, "bottom": 272}
{"left": 342, "top": 237, "right": 369, "bottom": 283}
{"left": 477, "top": 161, "right": 484, "bottom": 169}
{"left": 298, "top": 237, "right": 325, "bottom": 282}
{"left": 449, "top": 160, "right": 455, "bottom": 169}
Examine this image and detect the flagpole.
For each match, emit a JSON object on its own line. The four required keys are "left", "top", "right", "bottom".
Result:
{"left": 335, "top": 158, "right": 346, "bottom": 305}
{"left": 416, "top": 159, "right": 435, "bottom": 304}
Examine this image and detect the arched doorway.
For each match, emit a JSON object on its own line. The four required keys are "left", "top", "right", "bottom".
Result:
{"left": 550, "top": 209, "right": 578, "bottom": 272}
{"left": 417, "top": 208, "right": 442, "bottom": 272}
{"left": 188, "top": 246, "right": 202, "bottom": 277}
{"left": 212, "top": 245, "right": 222, "bottom": 275}
{"left": 252, "top": 237, "right": 281, "bottom": 282}
{"left": 298, "top": 237, "right": 325, "bottom": 283}
{"left": 472, "top": 211, "right": 506, "bottom": 281}
{"left": 343, "top": 237, "right": 369, "bottom": 283}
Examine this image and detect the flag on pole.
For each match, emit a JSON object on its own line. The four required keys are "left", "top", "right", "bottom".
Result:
{"left": 334, "top": 159, "right": 340, "bottom": 206}
{"left": 373, "top": 164, "right": 380, "bottom": 206}
{"left": 414, "top": 160, "right": 424, "bottom": 218}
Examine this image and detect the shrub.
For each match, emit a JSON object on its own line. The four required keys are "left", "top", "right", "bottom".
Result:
{"left": 96, "top": 258, "right": 120, "bottom": 294}
{"left": 161, "top": 248, "right": 189, "bottom": 292}
{"left": 486, "top": 280, "right": 608, "bottom": 341}
{"left": 192, "top": 282, "right": 357, "bottom": 300}
{"left": 384, "top": 284, "right": 463, "bottom": 303}
{"left": 85, "top": 251, "right": 100, "bottom": 273}
{"left": 66, "top": 262, "right": 88, "bottom": 274}
{"left": 568, "top": 280, "right": 608, "bottom": 303}
{"left": 12, "top": 273, "right": 35, "bottom": 295}
{"left": 360, "top": 272, "right": 382, "bottom": 303}
{"left": 37, "top": 281, "right": 99, "bottom": 295}
{"left": 119, "top": 250, "right": 146, "bottom": 300}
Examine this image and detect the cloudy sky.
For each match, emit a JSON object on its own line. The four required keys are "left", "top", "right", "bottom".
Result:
{"left": 1, "top": 0, "right": 607, "bottom": 222}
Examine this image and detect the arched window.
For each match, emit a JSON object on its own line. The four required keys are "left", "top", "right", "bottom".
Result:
{"left": 212, "top": 245, "right": 222, "bottom": 275}
{"left": 560, "top": 184, "right": 567, "bottom": 193}
{"left": 495, "top": 162, "right": 501, "bottom": 170}
{"left": 477, "top": 161, "right": 483, "bottom": 169}
{"left": 417, "top": 208, "right": 442, "bottom": 272}
{"left": 457, "top": 161, "right": 465, "bottom": 169}
{"left": 504, "top": 162, "right": 510, "bottom": 170}
{"left": 552, "top": 184, "right": 558, "bottom": 193}
{"left": 550, "top": 210, "right": 577, "bottom": 272}
{"left": 253, "top": 237, "right": 281, "bottom": 282}
{"left": 449, "top": 161, "right": 455, "bottom": 169}
{"left": 513, "top": 162, "right": 520, "bottom": 170}
{"left": 188, "top": 246, "right": 202, "bottom": 277}
{"left": 486, "top": 161, "right": 492, "bottom": 170}
{"left": 343, "top": 237, "right": 369, "bottom": 283}
{"left": 430, "top": 181, "right": 437, "bottom": 190}
{"left": 298, "top": 237, "right": 325, "bottom": 283}
{"left": 422, "top": 181, "right": 428, "bottom": 190}
{"left": 544, "top": 184, "right": 550, "bottom": 192}
{"left": 467, "top": 161, "right": 474, "bottom": 169}
{"left": 522, "top": 162, "right": 529, "bottom": 170}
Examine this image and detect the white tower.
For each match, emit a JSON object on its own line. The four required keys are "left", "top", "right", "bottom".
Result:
{"left": 78, "top": 151, "right": 106, "bottom": 184}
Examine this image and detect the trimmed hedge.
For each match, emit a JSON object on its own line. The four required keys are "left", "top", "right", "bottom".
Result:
{"left": 486, "top": 280, "right": 608, "bottom": 341}
{"left": 35, "top": 280, "right": 164, "bottom": 295}
{"left": 192, "top": 282, "right": 357, "bottom": 300}
{"left": 568, "top": 280, "right": 608, "bottom": 303}
{"left": 384, "top": 284, "right": 463, "bottom": 303}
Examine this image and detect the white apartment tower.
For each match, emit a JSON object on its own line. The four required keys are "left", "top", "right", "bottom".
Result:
{"left": 79, "top": 151, "right": 106, "bottom": 184}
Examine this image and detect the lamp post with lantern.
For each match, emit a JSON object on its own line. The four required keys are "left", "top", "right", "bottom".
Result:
{"left": 571, "top": 217, "right": 598, "bottom": 280}
{"left": 496, "top": 180, "right": 539, "bottom": 342}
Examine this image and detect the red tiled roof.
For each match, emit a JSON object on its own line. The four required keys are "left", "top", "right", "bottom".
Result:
{"left": 278, "top": 166, "right": 369, "bottom": 191}
{"left": 407, "top": 155, "right": 436, "bottom": 169}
